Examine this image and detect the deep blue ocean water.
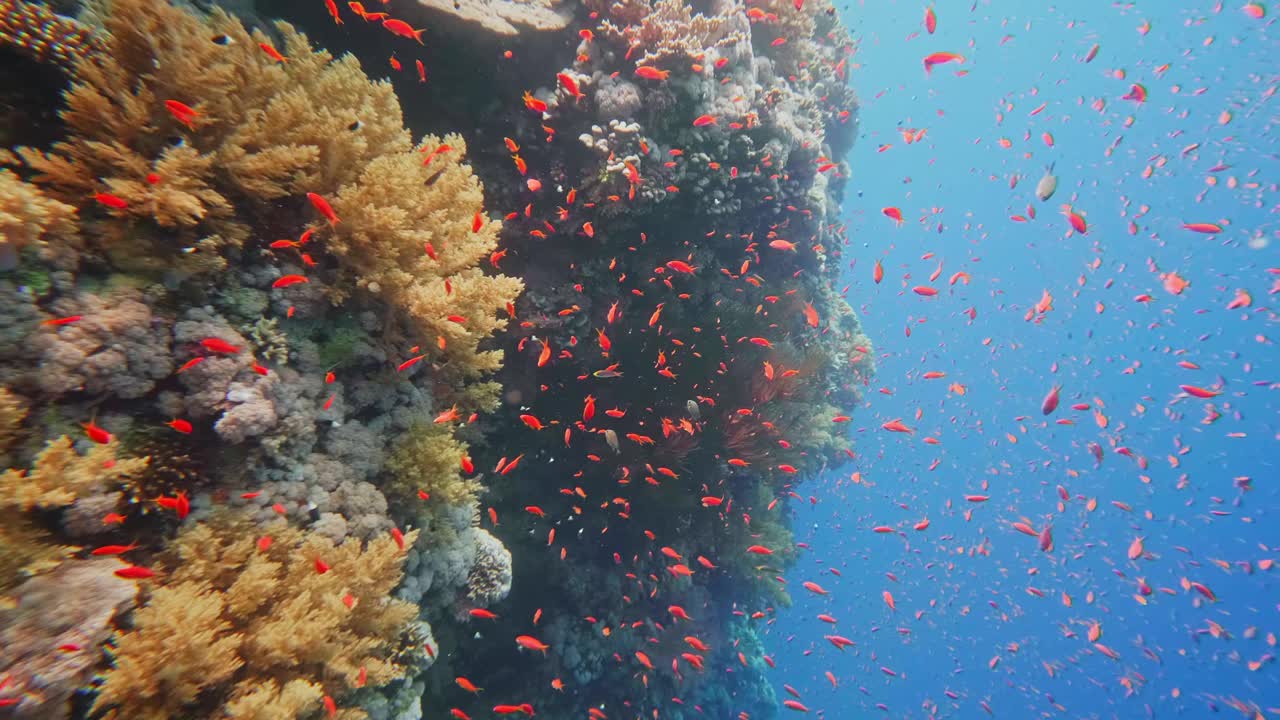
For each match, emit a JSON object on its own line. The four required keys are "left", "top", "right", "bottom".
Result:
{"left": 767, "top": 1, "right": 1277, "bottom": 717}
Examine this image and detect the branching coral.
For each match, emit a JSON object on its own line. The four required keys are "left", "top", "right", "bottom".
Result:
{"left": 14, "top": 0, "right": 406, "bottom": 275}
{"left": 94, "top": 516, "right": 422, "bottom": 720}
{"left": 0, "top": 386, "right": 25, "bottom": 455}
{"left": 0, "top": 434, "right": 148, "bottom": 512}
{"left": 329, "top": 135, "right": 524, "bottom": 379}
{"left": 0, "top": 168, "right": 79, "bottom": 270}
{"left": 0, "top": 434, "right": 146, "bottom": 591}
{"left": 597, "top": 0, "right": 747, "bottom": 67}
{"left": 385, "top": 423, "right": 479, "bottom": 507}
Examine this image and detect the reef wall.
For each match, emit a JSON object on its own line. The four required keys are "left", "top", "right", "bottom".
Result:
{"left": 0, "top": 0, "right": 869, "bottom": 717}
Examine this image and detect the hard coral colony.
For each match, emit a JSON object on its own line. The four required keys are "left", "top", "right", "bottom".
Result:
{"left": 4, "top": 0, "right": 1268, "bottom": 719}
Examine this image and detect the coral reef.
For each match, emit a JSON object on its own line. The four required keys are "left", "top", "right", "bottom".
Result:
{"left": 0, "top": 0, "right": 869, "bottom": 717}
{"left": 0, "top": 0, "right": 523, "bottom": 715}
{"left": 94, "top": 516, "right": 423, "bottom": 720}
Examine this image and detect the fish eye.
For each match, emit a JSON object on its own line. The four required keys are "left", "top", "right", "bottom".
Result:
{"left": 348, "top": 120, "right": 363, "bottom": 131}
{"left": 211, "top": 34, "right": 233, "bottom": 45}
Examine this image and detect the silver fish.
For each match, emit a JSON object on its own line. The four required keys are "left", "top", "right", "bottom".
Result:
{"left": 686, "top": 399, "right": 700, "bottom": 421}
{"left": 605, "top": 429, "right": 619, "bottom": 454}
{"left": 1035, "top": 162, "right": 1057, "bottom": 202}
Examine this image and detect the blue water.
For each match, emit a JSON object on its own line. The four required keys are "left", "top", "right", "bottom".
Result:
{"left": 768, "top": 1, "right": 1277, "bottom": 717}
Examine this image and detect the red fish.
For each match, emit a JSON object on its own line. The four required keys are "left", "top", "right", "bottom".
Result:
{"left": 166, "top": 418, "right": 193, "bottom": 434}
{"left": 882, "top": 206, "right": 904, "bottom": 225}
{"left": 83, "top": 421, "right": 111, "bottom": 444}
{"left": 42, "top": 315, "right": 83, "bottom": 326}
{"left": 164, "top": 100, "right": 199, "bottom": 128}
{"left": 557, "top": 72, "right": 584, "bottom": 99}
{"left": 1180, "top": 384, "right": 1220, "bottom": 399}
{"left": 93, "top": 192, "right": 129, "bottom": 210}
{"left": 307, "top": 192, "right": 340, "bottom": 225}
{"left": 272, "top": 274, "right": 309, "bottom": 288}
{"left": 258, "top": 42, "right": 287, "bottom": 63}
{"left": 1041, "top": 384, "right": 1061, "bottom": 415}
{"left": 1062, "top": 205, "right": 1087, "bottom": 233}
{"left": 881, "top": 419, "right": 913, "bottom": 434}
{"left": 382, "top": 17, "right": 426, "bottom": 44}
{"left": 523, "top": 91, "right": 548, "bottom": 113}
{"left": 200, "top": 337, "right": 241, "bottom": 355}
{"left": 114, "top": 566, "right": 156, "bottom": 580}
{"left": 515, "top": 635, "right": 550, "bottom": 654}
{"left": 692, "top": 114, "right": 717, "bottom": 127}
{"left": 924, "top": 6, "right": 937, "bottom": 33}
{"left": 635, "top": 66, "right": 669, "bottom": 81}
{"left": 923, "top": 52, "right": 965, "bottom": 74}
{"left": 324, "top": 0, "right": 343, "bottom": 24}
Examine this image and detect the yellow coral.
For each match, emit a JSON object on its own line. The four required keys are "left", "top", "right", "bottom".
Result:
{"left": 16, "top": 0, "right": 407, "bottom": 270}
{"left": 0, "top": 434, "right": 145, "bottom": 589}
{"left": 95, "top": 517, "right": 421, "bottom": 720}
{"left": 385, "top": 423, "right": 479, "bottom": 506}
{"left": 0, "top": 387, "right": 26, "bottom": 455}
{"left": 329, "top": 135, "right": 524, "bottom": 378}
{"left": 0, "top": 435, "right": 147, "bottom": 511}
{"left": 0, "top": 168, "right": 79, "bottom": 270}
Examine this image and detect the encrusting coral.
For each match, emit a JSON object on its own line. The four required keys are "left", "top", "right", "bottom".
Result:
{"left": 94, "top": 516, "right": 423, "bottom": 720}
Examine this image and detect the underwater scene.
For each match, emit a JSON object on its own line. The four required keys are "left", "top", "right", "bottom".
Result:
{"left": 0, "top": 0, "right": 1274, "bottom": 717}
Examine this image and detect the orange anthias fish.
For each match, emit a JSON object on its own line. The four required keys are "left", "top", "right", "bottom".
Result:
{"left": 516, "top": 635, "right": 550, "bottom": 654}
{"left": 922, "top": 51, "right": 965, "bottom": 74}
{"left": 382, "top": 17, "right": 426, "bottom": 44}
{"left": 557, "top": 72, "right": 584, "bottom": 99}
{"left": 635, "top": 66, "right": 670, "bottom": 81}
{"left": 163, "top": 100, "right": 200, "bottom": 128}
